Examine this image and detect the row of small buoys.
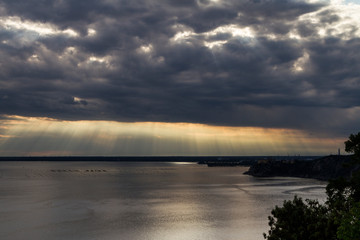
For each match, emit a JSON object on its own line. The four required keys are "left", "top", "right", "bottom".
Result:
{"left": 50, "top": 169, "right": 107, "bottom": 172}
{"left": 84, "top": 169, "right": 107, "bottom": 172}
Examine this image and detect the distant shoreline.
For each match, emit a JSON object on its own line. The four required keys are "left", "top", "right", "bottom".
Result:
{"left": 244, "top": 155, "right": 358, "bottom": 180}
{"left": 0, "top": 156, "right": 322, "bottom": 162}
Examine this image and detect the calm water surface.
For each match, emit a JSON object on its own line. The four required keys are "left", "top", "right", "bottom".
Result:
{"left": 0, "top": 161, "right": 327, "bottom": 240}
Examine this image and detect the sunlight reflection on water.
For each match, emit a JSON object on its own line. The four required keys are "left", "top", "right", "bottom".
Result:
{"left": 0, "top": 161, "right": 327, "bottom": 240}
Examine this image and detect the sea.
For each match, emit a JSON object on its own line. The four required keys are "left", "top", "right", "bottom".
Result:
{"left": 0, "top": 161, "right": 327, "bottom": 240}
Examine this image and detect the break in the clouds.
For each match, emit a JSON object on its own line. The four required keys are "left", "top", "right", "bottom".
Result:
{"left": 0, "top": 0, "right": 359, "bottom": 138}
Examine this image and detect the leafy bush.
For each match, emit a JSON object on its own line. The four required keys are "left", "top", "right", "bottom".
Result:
{"left": 264, "top": 132, "right": 360, "bottom": 240}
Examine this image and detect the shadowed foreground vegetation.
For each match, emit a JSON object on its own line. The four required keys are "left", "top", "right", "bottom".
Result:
{"left": 264, "top": 132, "right": 360, "bottom": 240}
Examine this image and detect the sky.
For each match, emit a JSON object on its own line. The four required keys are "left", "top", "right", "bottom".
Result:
{"left": 0, "top": 0, "right": 359, "bottom": 156}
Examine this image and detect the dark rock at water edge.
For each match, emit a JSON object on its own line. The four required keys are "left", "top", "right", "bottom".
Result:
{"left": 244, "top": 155, "right": 360, "bottom": 180}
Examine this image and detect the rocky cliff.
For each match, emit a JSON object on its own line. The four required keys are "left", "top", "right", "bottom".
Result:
{"left": 244, "top": 155, "right": 359, "bottom": 180}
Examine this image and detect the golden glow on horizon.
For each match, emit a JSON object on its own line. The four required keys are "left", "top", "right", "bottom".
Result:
{"left": 0, "top": 115, "right": 344, "bottom": 156}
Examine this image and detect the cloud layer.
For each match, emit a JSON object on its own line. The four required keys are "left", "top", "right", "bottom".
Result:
{"left": 1, "top": 0, "right": 360, "bottom": 137}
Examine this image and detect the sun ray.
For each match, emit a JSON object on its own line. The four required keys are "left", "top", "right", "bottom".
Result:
{"left": 0, "top": 115, "right": 345, "bottom": 156}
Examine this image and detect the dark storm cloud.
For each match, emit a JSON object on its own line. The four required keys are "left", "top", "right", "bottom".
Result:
{"left": 0, "top": 0, "right": 359, "bottom": 136}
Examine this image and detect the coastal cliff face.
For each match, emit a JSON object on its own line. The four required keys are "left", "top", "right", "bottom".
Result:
{"left": 244, "top": 155, "right": 359, "bottom": 180}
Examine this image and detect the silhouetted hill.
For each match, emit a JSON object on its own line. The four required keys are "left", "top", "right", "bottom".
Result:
{"left": 244, "top": 155, "right": 359, "bottom": 180}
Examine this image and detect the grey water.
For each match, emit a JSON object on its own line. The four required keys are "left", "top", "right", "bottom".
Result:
{"left": 0, "top": 161, "right": 327, "bottom": 240}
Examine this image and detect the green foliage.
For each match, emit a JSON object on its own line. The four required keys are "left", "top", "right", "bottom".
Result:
{"left": 263, "top": 196, "right": 332, "bottom": 240}
{"left": 345, "top": 132, "right": 360, "bottom": 162}
{"left": 344, "top": 131, "right": 360, "bottom": 201}
{"left": 326, "top": 177, "right": 353, "bottom": 214}
{"left": 337, "top": 202, "right": 360, "bottom": 240}
{"left": 264, "top": 132, "right": 360, "bottom": 240}
{"left": 350, "top": 171, "right": 360, "bottom": 202}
